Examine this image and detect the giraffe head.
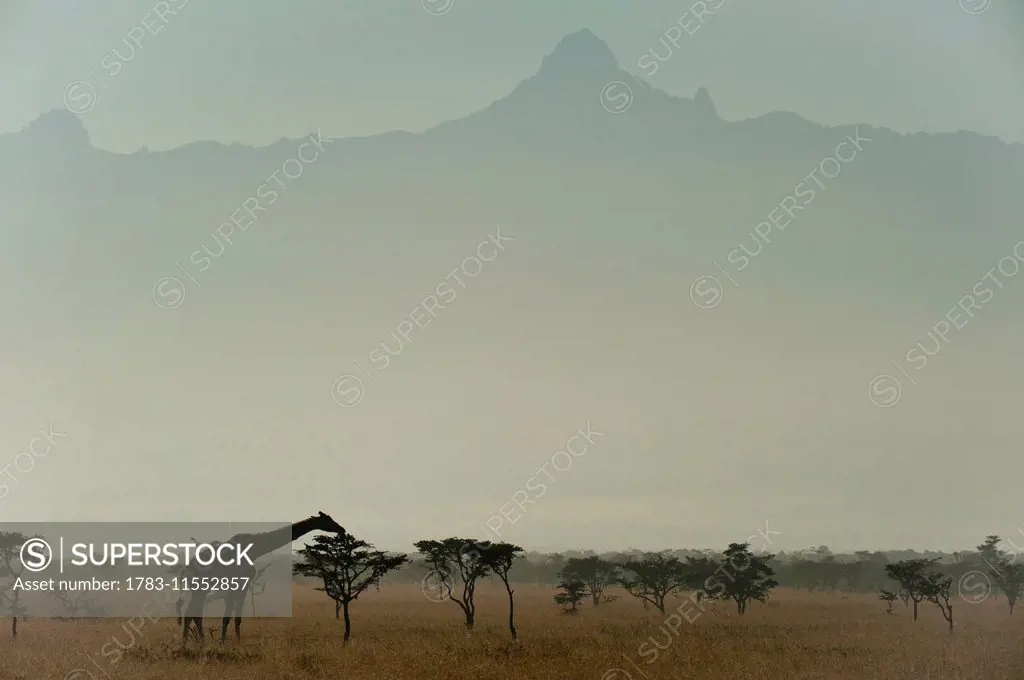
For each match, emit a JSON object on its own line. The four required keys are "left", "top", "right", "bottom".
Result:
{"left": 311, "top": 511, "right": 345, "bottom": 535}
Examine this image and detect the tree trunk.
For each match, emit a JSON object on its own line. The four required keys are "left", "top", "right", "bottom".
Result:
{"left": 342, "top": 601, "right": 351, "bottom": 643}
{"left": 912, "top": 601, "right": 918, "bottom": 622}
{"left": 736, "top": 599, "right": 742, "bottom": 615}
{"left": 335, "top": 601, "right": 341, "bottom": 620}
{"left": 1010, "top": 600, "right": 1015, "bottom": 615}
{"left": 11, "top": 616, "right": 16, "bottom": 639}
{"left": 464, "top": 611, "right": 475, "bottom": 630}
{"left": 504, "top": 582, "right": 517, "bottom": 641}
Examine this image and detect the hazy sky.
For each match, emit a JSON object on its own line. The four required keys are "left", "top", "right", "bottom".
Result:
{"left": 2, "top": 0, "right": 1023, "bottom": 556}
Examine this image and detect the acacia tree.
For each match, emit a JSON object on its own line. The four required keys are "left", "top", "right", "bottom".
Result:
{"left": 879, "top": 589, "right": 899, "bottom": 614}
{"left": 247, "top": 563, "right": 272, "bottom": 616}
{"left": 993, "top": 562, "right": 1024, "bottom": 615}
{"left": 885, "top": 559, "right": 936, "bottom": 623}
{"left": 553, "top": 577, "right": 587, "bottom": 614}
{"left": 708, "top": 543, "right": 778, "bottom": 615}
{"left": 920, "top": 571, "right": 954, "bottom": 633}
{"left": 294, "top": 532, "right": 408, "bottom": 642}
{"left": 0, "top": 532, "right": 35, "bottom": 638}
{"left": 480, "top": 542, "right": 525, "bottom": 640}
{"left": 977, "top": 535, "right": 1004, "bottom": 570}
{"left": 558, "top": 556, "right": 619, "bottom": 606}
{"left": 414, "top": 538, "right": 491, "bottom": 630}
{"left": 682, "top": 555, "right": 722, "bottom": 603}
{"left": 617, "top": 552, "right": 687, "bottom": 614}
{"left": 976, "top": 536, "right": 1024, "bottom": 614}
{"left": 51, "top": 590, "right": 104, "bottom": 618}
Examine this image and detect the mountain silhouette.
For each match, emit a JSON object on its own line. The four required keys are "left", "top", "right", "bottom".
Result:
{"left": 1, "top": 29, "right": 1022, "bottom": 322}
{"left": 541, "top": 28, "right": 620, "bottom": 76}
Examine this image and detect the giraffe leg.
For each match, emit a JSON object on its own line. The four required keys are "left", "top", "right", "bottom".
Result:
{"left": 185, "top": 595, "right": 203, "bottom": 644}
{"left": 232, "top": 594, "right": 245, "bottom": 641}
{"left": 184, "top": 617, "right": 199, "bottom": 643}
{"left": 183, "top": 590, "right": 209, "bottom": 644}
{"left": 220, "top": 598, "right": 232, "bottom": 642}
{"left": 180, "top": 589, "right": 192, "bottom": 643}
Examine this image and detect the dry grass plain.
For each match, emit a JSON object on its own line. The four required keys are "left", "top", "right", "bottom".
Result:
{"left": 2, "top": 584, "right": 1021, "bottom": 679}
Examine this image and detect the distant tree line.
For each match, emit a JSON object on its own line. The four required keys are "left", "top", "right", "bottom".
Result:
{"left": 372, "top": 540, "right": 1009, "bottom": 595}
{"left": 0, "top": 529, "right": 1014, "bottom": 644}
{"left": 552, "top": 543, "right": 777, "bottom": 617}
{"left": 361, "top": 534, "right": 1022, "bottom": 634}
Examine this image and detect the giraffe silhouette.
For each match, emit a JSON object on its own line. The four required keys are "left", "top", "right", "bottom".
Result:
{"left": 180, "top": 512, "right": 345, "bottom": 643}
{"left": 175, "top": 562, "right": 270, "bottom": 629}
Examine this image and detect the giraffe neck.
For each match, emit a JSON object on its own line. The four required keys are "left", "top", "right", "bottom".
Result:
{"left": 291, "top": 517, "right": 322, "bottom": 543}
{"left": 245, "top": 517, "right": 320, "bottom": 560}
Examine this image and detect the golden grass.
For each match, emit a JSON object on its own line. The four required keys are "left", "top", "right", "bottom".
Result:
{"left": 2, "top": 585, "right": 1020, "bottom": 679}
